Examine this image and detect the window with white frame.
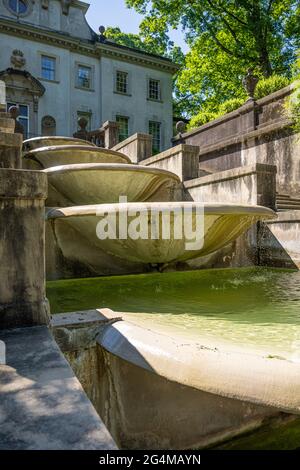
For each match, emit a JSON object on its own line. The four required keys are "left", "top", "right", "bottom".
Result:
{"left": 116, "top": 115, "right": 129, "bottom": 142}
{"left": 77, "top": 65, "right": 92, "bottom": 89}
{"left": 115, "top": 71, "right": 128, "bottom": 94}
{"left": 7, "top": 102, "right": 29, "bottom": 138}
{"left": 148, "top": 79, "right": 161, "bottom": 101}
{"left": 149, "top": 120, "right": 161, "bottom": 154}
{"left": 41, "top": 55, "right": 56, "bottom": 81}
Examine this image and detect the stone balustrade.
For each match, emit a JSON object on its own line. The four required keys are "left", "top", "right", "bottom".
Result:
{"left": 141, "top": 143, "right": 200, "bottom": 182}
{"left": 112, "top": 132, "right": 152, "bottom": 163}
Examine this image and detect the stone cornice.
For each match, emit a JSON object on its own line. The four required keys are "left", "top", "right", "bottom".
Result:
{"left": 97, "top": 43, "right": 179, "bottom": 73}
{"left": 0, "top": 18, "right": 179, "bottom": 73}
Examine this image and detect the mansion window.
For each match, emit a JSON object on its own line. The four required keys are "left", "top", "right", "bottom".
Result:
{"left": 7, "top": 102, "right": 29, "bottom": 139}
{"left": 77, "top": 65, "right": 92, "bottom": 89}
{"left": 8, "top": 0, "right": 28, "bottom": 15}
{"left": 148, "top": 79, "right": 161, "bottom": 101}
{"left": 115, "top": 71, "right": 128, "bottom": 94}
{"left": 116, "top": 115, "right": 129, "bottom": 142}
{"left": 149, "top": 120, "right": 161, "bottom": 154}
{"left": 41, "top": 56, "right": 56, "bottom": 81}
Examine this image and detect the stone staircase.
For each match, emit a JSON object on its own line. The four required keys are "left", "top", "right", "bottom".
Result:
{"left": 276, "top": 193, "right": 300, "bottom": 211}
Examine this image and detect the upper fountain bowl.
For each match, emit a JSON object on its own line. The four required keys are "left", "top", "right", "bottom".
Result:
{"left": 22, "top": 136, "right": 96, "bottom": 153}
{"left": 44, "top": 163, "right": 181, "bottom": 206}
{"left": 23, "top": 145, "right": 131, "bottom": 169}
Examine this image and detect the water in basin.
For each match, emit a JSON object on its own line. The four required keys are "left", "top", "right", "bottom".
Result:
{"left": 47, "top": 267, "right": 300, "bottom": 362}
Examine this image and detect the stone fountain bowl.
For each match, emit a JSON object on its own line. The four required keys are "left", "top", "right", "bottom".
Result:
{"left": 23, "top": 145, "right": 131, "bottom": 169}
{"left": 46, "top": 202, "right": 276, "bottom": 266}
{"left": 22, "top": 136, "right": 96, "bottom": 153}
{"left": 44, "top": 163, "right": 181, "bottom": 206}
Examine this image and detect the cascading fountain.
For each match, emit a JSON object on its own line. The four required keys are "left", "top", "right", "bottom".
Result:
{"left": 23, "top": 135, "right": 299, "bottom": 451}
{"left": 23, "top": 136, "right": 275, "bottom": 278}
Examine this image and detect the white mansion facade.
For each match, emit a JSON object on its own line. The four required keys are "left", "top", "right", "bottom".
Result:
{"left": 0, "top": 0, "right": 178, "bottom": 151}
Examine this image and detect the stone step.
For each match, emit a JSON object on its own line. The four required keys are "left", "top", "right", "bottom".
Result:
{"left": 277, "top": 196, "right": 300, "bottom": 202}
{"left": 276, "top": 193, "right": 300, "bottom": 211}
{"left": 277, "top": 204, "right": 300, "bottom": 211}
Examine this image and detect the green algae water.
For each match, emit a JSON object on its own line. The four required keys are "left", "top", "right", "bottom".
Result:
{"left": 47, "top": 267, "right": 300, "bottom": 361}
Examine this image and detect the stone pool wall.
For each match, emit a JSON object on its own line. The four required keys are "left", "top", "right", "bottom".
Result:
{"left": 51, "top": 308, "right": 300, "bottom": 450}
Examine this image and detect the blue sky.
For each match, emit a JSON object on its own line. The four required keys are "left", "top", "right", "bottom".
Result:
{"left": 85, "top": 0, "right": 188, "bottom": 53}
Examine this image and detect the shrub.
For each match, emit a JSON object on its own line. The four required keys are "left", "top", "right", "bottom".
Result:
{"left": 285, "top": 80, "right": 300, "bottom": 132}
{"left": 218, "top": 97, "right": 245, "bottom": 114}
{"left": 254, "top": 75, "right": 290, "bottom": 100}
{"left": 188, "top": 75, "right": 290, "bottom": 131}
{"left": 187, "top": 111, "right": 219, "bottom": 130}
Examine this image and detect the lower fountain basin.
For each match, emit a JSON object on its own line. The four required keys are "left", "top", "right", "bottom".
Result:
{"left": 44, "top": 163, "right": 181, "bottom": 206}
{"left": 46, "top": 203, "right": 275, "bottom": 266}
{"left": 22, "top": 136, "right": 96, "bottom": 153}
{"left": 23, "top": 145, "right": 131, "bottom": 169}
{"left": 47, "top": 268, "right": 300, "bottom": 449}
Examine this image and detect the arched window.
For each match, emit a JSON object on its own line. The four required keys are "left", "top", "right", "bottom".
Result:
{"left": 41, "top": 116, "right": 56, "bottom": 136}
{"left": 8, "top": 0, "right": 28, "bottom": 15}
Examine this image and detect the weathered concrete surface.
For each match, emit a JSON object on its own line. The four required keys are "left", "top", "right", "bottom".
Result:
{"left": 0, "top": 117, "right": 15, "bottom": 134}
{"left": 180, "top": 164, "right": 278, "bottom": 270}
{"left": 184, "top": 163, "right": 277, "bottom": 209}
{"left": 173, "top": 84, "right": 300, "bottom": 198}
{"left": 101, "top": 121, "right": 119, "bottom": 149}
{"left": 112, "top": 133, "right": 152, "bottom": 163}
{"left": 99, "top": 321, "right": 300, "bottom": 415}
{"left": 259, "top": 210, "right": 300, "bottom": 268}
{"left": 0, "top": 326, "right": 116, "bottom": 450}
{"left": 93, "top": 320, "right": 300, "bottom": 449}
{"left": 49, "top": 309, "right": 300, "bottom": 449}
{"left": 0, "top": 131, "right": 22, "bottom": 168}
{"left": 142, "top": 144, "right": 199, "bottom": 181}
{"left": 242, "top": 127, "right": 300, "bottom": 198}
{"left": 51, "top": 308, "right": 122, "bottom": 353}
{"left": 0, "top": 169, "right": 50, "bottom": 327}
{"left": 51, "top": 309, "right": 123, "bottom": 413}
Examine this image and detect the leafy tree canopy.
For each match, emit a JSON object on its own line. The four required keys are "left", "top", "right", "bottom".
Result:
{"left": 125, "top": 0, "right": 300, "bottom": 117}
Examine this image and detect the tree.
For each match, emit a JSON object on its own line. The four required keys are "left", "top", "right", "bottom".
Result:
{"left": 105, "top": 26, "right": 182, "bottom": 60}
{"left": 126, "top": 0, "right": 300, "bottom": 116}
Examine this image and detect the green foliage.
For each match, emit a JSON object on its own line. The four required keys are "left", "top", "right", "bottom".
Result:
{"left": 105, "top": 26, "right": 152, "bottom": 53}
{"left": 218, "top": 97, "right": 245, "bottom": 114}
{"left": 187, "top": 98, "right": 244, "bottom": 130}
{"left": 188, "top": 111, "right": 219, "bottom": 130}
{"left": 286, "top": 79, "right": 300, "bottom": 133}
{"left": 126, "top": 0, "right": 300, "bottom": 117}
{"left": 277, "top": 54, "right": 300, "bottom": 132}
{"left": 254, "top": 75, "right": 291, "bottom": 99}
{"left": 105, "top": 26, "right": 183, "bottom": 63}
{"left": 188, "top": 75, "right": 292, "bottom": 131}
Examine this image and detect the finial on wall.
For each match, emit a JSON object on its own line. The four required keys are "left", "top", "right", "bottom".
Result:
{"left": 242, "top": 68, "right": 259, "bottom": 102}
{"left": 99, "top": 25, "right": 106, "bottom": 42}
